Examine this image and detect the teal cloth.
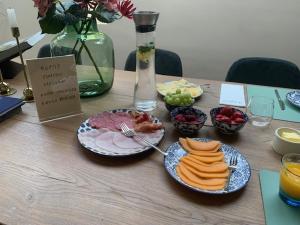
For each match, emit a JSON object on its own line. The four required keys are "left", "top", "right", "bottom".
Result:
{"left": 259, "top": 170, "right": 300, "bottom": 225}
{"left": 247, "top": 85, "right": 300, "bottom": 122}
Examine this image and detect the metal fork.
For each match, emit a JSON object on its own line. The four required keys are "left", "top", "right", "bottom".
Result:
{"left": 119, "top": 123, "right": 167, "bottom": 156}
{"left": 223, "top": 154, "right": 238, "bottom": 192}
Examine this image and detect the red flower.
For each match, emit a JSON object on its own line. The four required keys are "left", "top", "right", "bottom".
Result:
{"left": 117, "top": 0, "right": 135, "bottom": 19}
{"left": 33, "top": 0, "right": 53, "bottom": 17}
{"left": 75, "top": 0, "right": 98, "bottom": 9}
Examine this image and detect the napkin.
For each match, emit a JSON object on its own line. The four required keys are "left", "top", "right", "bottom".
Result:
{"left": 219, "top": 83, "right": 246, "bottom": 107}
{"left": 259, "top": 170, "right": 300, "bottom": 225}
{"left": 247, "top": 85, "right": 300, "bottom": 122}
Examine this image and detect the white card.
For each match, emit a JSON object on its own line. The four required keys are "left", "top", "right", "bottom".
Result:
{"left": 219, "top": 83, "right": 246, "bottom": 107}
{"left": 27, "top": 55, "right": 82, "bottom": 122}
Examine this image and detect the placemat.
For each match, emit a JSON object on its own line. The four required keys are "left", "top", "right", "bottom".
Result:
{"left": 247, "top": 85, "right": 300, "bottom": 122}
{"left": 259, "top": 170, "right": 300, "bottom": 225}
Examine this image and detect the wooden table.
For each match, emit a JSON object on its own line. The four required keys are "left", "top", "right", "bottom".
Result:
{"left": 0, "top": 70, "right": 297, "bottom": 225}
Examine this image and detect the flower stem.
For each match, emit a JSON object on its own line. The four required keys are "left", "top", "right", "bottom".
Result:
{"left": 80, "top": 40, "right": 105, "bottom": 83}
{"left": 59, "top": 1, "right": 105, "bottom": 84}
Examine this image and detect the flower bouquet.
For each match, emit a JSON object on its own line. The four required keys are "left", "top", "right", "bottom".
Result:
{"left": 33, "top": 0, "right": 135, "bottom": 97}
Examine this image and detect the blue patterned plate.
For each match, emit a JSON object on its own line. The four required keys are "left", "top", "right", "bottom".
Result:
{"left": 286, "top": 91, "right": 300, "bottom": 108}
{"left": 77, "top": 109, "right": 165, "bottom": 156}
{"left": 164, "top": 138, "right": 251, "bottom": 194}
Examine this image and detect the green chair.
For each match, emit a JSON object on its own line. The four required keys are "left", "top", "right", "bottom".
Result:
{"left": 226, "top": 57, "right": 300, "bottom": 89}
{"left": 125, "top": 49, "right": 183, "bottom": 77}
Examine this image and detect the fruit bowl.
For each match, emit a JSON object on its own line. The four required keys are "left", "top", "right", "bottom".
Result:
{"left": 170, "top": 107, "right": 207, "bottom": 135}
{"left": 164, "top": 89, "right": 195, "bottom": 112}
{"left": 210, "top": 107, "right": 248, "bottom": 134}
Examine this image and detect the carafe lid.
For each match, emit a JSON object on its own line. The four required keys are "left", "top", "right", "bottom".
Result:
{"left": 133, "top": 11, "right": 159, "bottom": 33}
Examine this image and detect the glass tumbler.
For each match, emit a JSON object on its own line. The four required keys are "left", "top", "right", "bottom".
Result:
{"left": 279, "top": 153, "right": 300, "bottom": 207}
{"left": 247, "top": 96, "right": 274, "bottom": 127}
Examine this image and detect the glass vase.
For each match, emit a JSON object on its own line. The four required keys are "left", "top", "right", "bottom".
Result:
{"left": 50, "top": 19, "right": 114, "bottom": 97}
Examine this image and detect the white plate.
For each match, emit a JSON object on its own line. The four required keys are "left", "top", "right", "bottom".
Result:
{"left": 77, "top": 109, "right": 165, "bottom": 156}
{"left": 156, "top": 79, "right": 203, "bottom": 98}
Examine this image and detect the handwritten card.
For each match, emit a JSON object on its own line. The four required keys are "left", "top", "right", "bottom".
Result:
{"left": 27, "top": 55, "right": 82, "bottom": 122}
{"left": 219, "top": 83, "right": 246, "bottom": 107}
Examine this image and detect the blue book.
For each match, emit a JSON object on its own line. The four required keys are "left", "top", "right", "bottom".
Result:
{"left": 0, "top": 96, "right": 24, "bottom": 121}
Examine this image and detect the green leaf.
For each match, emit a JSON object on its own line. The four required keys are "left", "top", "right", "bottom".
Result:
{"left": 39, "top": 4, "right": 66, "bottom": 34}
{"left": 93, "top": 5, "right": 120, "bottom": 24}
{"left": 66, "top": 4, "right": 87, "bottom": 19}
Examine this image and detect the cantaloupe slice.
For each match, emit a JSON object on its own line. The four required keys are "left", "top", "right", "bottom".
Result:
{"left": 181, "top": 161, "right": 229, "bottom": 178}
{"left": 182, "top": 155, "right": 211, "bottom": 166}
{"left": 189, "top": 151, "right": 224, "bottom": 157}
{"left": 176, "top": 166, "right": 225, "bottom": 190}
{"left": 188, "top": 154, "right": 224, "bottom": 164}
{"left": 186, "top": 138, "right": 221, "bottom": 151}
{"left": 182, "top": 155, "right": 224, "bottom": 166}
{"left": 179, "top": 138, "right": 219, "bottom": 154}
{"left": 181, "top": 157, "right": 228, "bottom": 173}
{"left": 178, "top": 164, "right": 227, "bottom": 186}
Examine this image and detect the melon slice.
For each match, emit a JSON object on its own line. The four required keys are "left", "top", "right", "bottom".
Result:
{"left": 186, "top": 138, "right": 221, "bottom": 151}
{"left": 176, "top": 166, "right": 225, "bottom": 191}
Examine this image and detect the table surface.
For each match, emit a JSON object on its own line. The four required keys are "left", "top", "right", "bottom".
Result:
{"left": 1, "top": 70, "right": 298, "bottom": 225}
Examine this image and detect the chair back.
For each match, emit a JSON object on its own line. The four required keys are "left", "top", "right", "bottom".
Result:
{"left": 124, "top": 49, "right": 183, "bottom": 77}
{"left": 226, "top": 57, "right": 300, "bottom": 89}
{"left": 37, "top": 44, "right": 51, "bottom": 58}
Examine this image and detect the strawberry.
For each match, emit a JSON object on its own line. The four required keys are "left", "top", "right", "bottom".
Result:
{"left": 219, "top": 107, "right": 234, "bottom": 117}
{"left": 217, "top": 115, "right": 231, "bottom": 123}
{"left": 231, "top": 111, "right": 243, "bottom": 120}
{"left": 234, "top": 117, "right": 245, "bottom": 124}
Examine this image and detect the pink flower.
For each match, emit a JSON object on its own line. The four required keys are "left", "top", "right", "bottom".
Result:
{"left": 33, "top": 0, "right": 53, "bottom": 17}
{"left": 117, "top": 0, "right": 135, "bottom": 19}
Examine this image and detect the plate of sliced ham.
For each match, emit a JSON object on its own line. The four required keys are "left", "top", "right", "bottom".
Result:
{"left": 77, "top": 109, "right": 165, "bottom": 156}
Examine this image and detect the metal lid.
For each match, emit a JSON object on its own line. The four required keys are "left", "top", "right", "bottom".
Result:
{"left": 133, "top": 11, "right": 159, "bottom": 26}
{"left": 133, "top": 11, "right": 159, "bottom": 33}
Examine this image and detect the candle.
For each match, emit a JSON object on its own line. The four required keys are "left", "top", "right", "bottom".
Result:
{"left": 7, "top": 8, "right": 18, "bottom": 28}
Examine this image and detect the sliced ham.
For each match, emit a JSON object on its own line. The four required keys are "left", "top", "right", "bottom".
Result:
{"left": 89, "top": 111, "right": 135, "bottom": 131}
{"left": 134, "top": 129, "right": 164, "bottom": 145}
{"left": 94, "top": 131, "right": 128, "bottom": 153}
{"left": 112, "top": 132, "right": 146, "bottom": 149}
{"left": 110, "top": 112, "right": 134, "bottom": 130}
{"left": 89, "top": 112, "right": 116, "bottom": 130}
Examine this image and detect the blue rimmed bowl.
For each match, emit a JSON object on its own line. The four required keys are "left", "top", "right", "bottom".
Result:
{"left": 170, "top": 107, "right": 207, "bottom": 135}
{"left": 210, "top": 107, "right": 248, "bottom": 134}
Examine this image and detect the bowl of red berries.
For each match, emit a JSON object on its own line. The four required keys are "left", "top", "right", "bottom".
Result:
{"left": 170, "top": 107, "right": 207, "bottom": 135}
{"left": 210, "top": 106, "right": 248, "bottom": 134}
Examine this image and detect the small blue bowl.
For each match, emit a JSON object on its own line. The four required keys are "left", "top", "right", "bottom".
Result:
{"left": 210, "top": 107, "right": 248, "bottom": 134}
{"left": 170, "top": 107, "right": 207, "bottom": 135}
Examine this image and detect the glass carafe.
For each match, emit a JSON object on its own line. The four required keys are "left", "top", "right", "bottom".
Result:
{"left": 133, "top": 11, "right": 159, "bottom": 111}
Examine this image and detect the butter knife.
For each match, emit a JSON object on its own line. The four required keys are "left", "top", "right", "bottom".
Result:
{"left": 275, "top": 89, "right": 285, "bottom": 110}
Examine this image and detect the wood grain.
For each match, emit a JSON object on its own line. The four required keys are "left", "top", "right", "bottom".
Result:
{"left": 0, "top": 70, "right": 298, "bottom": 225}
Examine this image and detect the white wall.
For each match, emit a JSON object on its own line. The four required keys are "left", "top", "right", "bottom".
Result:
{"left": 1, "top": 0, "right": 300, "bottom": 80}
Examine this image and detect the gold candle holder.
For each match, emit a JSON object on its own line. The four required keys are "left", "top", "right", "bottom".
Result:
{"left": 11, "top": 27, "right": 34, "bottom": 102}
{"left": 0, "top": 68, "right": 17, "bottom": 96}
